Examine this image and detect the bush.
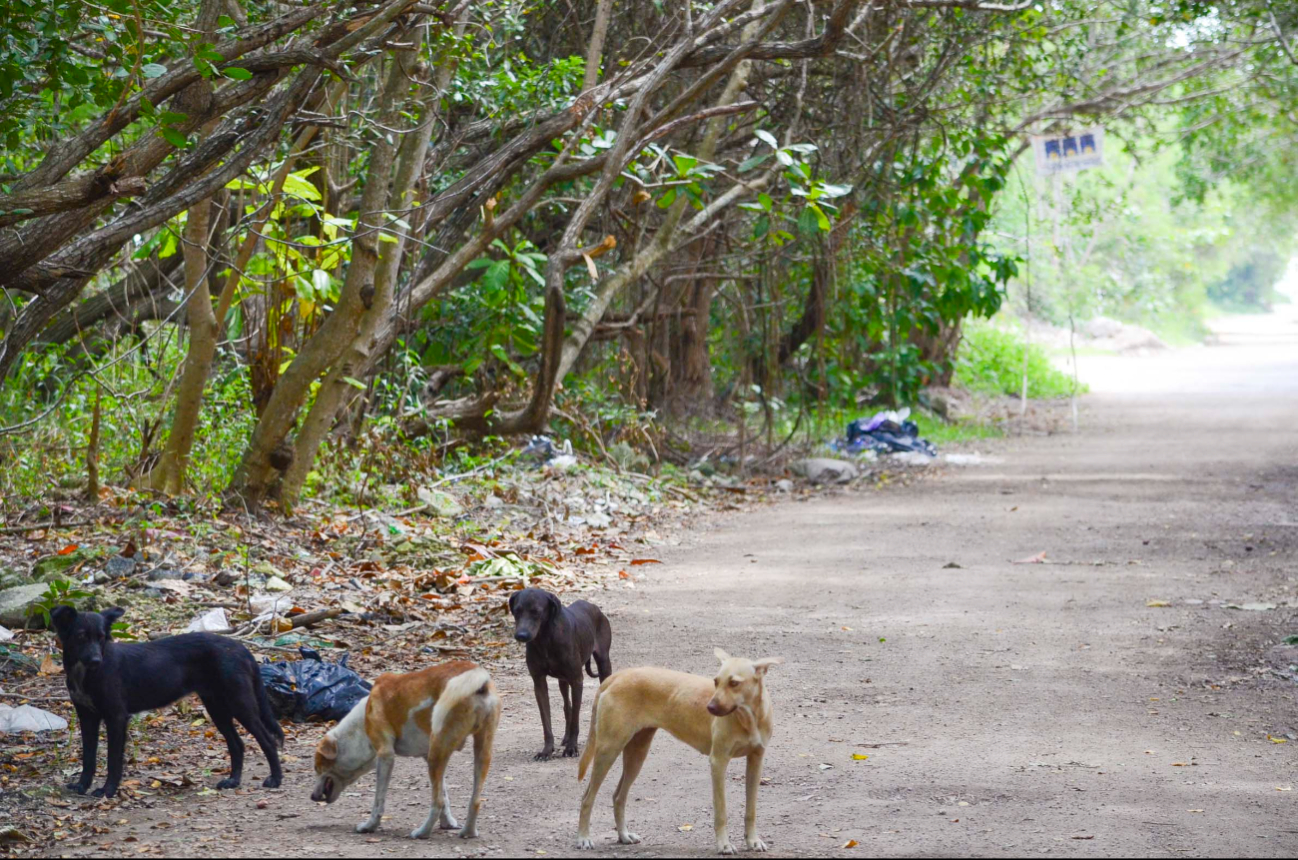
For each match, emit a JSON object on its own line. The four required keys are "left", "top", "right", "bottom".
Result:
{"left": 954, "top": 323, "right": 1080, "bottom": 399}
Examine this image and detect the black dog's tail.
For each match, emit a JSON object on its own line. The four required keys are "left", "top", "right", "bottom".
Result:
{"left": 586, "top": 649, "right": 612, "bottom": 681}
{"left": 253, "top": 671, "right": 286, "bottom": 748}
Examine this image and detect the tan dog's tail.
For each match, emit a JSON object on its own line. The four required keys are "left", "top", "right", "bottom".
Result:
{"left": 432, "top": 667, "right": 493, "bottom": 737}
{"left": 577, "top": 686, "right": 600, "bottom": 781}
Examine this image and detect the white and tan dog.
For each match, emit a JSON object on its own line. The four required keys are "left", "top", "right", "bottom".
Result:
{"left": 576, "top": 649, "right": 780, "bottom": 854}
{"left": 310, "top": 661, "right": 500, "bottom": 840}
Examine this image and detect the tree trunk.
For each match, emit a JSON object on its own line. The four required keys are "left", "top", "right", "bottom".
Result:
{"left": 280, "top": 36, "right": 440, "bottom": 508}
{"left": 226, "top": 52, "right": 412, "bottom": 508}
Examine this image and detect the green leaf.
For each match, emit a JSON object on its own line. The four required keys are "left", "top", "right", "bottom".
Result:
{"left": 657, "top": 187, "right": 677, "bottom": 208}
{"left": 223, "top": 67, "right": 253, "bottom": 81}
{"left": 160, "top": 127, "right": 189, "bottom": 148}
{"left": 342, "top": 376, "right": 367, "bottom": 390}
{"left": 754, "top": 129, "right": 778, "bottom": 148}
{"left": 141, "top": 63, "right": 167, "bottom": 79}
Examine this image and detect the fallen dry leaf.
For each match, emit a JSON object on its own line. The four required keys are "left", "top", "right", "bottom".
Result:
{"left": 1146, "top": 600, "right": 1170, "bottom": 608}
{"left": 678, "top": 824, "right": 693, "bottom": 832}
{"left": 630, "top": 559, "right": 662, "bottom": 566}
{"left": 851, "top": 754, "right": 869, "bottom": 761}
{"left": 842, "top": 839, "right": 858, "bottom": 849}
{"left": 1013, "top": 551, "right": 1047, "bottom": 564}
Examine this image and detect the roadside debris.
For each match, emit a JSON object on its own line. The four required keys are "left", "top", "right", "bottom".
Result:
{"left": 0, "top": 704, "right": 68, "bottom": 733}
{"left": 831, "top": 408, "right": 938, "bottom": 459}
{"left": 185, "top": 608, "right": 233, "bottom": 634}
{"left": 259, "top": 648, "right": 372, "bottom": 723}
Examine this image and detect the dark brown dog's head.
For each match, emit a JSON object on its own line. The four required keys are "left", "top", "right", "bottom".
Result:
{"left": 50, "top": 606, "right": 125, "bottom": 672}
{"left": 707, "top": 648, "right": 780, "bottom": 717}
{"left": 508, "top": 587, "right": 562, "bottom": 644}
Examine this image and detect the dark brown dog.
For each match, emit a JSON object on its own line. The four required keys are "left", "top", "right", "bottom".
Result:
{"left": 508, "top": 588, "right": 612, "bottom": 759}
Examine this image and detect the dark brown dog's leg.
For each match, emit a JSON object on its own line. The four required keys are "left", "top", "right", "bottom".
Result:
{"left": 563, "top": 678, "right": 583, "bottom": 757}
{"left": 68, "top": 706, "right": 99, "bottom": 794}
{"left": 533, "top": 676, "right": 555, "bottom": 760}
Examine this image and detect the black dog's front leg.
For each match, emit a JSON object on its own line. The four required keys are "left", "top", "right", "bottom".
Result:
{"left": 95, "top": 715, "right": 128, "bottom": 798}
{"left": 532, "top": 675, "right": 555, "bottom": 760}
{"left": 68, "top": 706, "right": 100, "bottom": 794}
{"left": 562, "top": 677, "right": 583, "bottom": 758}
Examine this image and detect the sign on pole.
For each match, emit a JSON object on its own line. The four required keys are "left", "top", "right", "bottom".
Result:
{"left": 1031, "top": 127, "right": 1104, "bottom": 176}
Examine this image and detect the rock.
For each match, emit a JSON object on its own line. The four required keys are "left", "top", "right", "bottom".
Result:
{"left": 0, "top": 584, "right": 53, "bottom": 628}
{"left": 775, "top": 479, "right": 794, "bottom": 493}
{"left": 185, "top": 608, "right": 232, "bottom": 634}
{"left": 0, "top": 704, "right": 67, "bottom": 733}
{"left": 585, "top": 511, "right": 613, "bottom": 529}
{"left": 264, "top": 576, "right": 292, "bottom": 593}
{"left": 147, "top": 568, "right": 185, "bottom": 581}
{"left": 417, "top": 488, "right": 464, "bottom": 517}
{"left": 1083, "top": 316, "right": 1125, "bottom": 339}
{"left": 0, "top": 624, "right": 12, "bottom": 642}
{"left": 0, "top": 568, "right": 25, "bottom": 591}
{"left": 104, "top": 555, "right": 137, "bottom": 577}
{"left": 213, "top": 570, "right": 239, "bottom": 587}
{"left": 484, "top": 494, "right": 504, "bottom": 509}
{"left": 791, "top": 458, "right": 859, "bottom": 484}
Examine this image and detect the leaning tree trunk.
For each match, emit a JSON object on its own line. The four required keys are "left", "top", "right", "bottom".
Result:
{"left": 278, "top": 34, "right": 441, "bottom": 509}
{"left": 225, "top": 53, "right": 409, "bottom": 508}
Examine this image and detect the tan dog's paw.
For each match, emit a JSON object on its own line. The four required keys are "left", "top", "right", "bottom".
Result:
{"left": 617, "top": 831, "right": 642, "bottom": 844}
{"left": 576, "top": 835, "right": 598, "bottom": 850}
{"left": 746, "top": 836, "right": 768, "bottom": 851}
{"left": 718, "top": 840, "right": 737, "bottom": 855}
{"left": 356, "top": 819, "right": 380, "bottom": 834}
{"left": 457, "top": 825, "right": 478, "bottom": 839}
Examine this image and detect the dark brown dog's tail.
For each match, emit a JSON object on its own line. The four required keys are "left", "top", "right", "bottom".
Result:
{"left": 585, "top": 656, "right": 598, "bottom": 679}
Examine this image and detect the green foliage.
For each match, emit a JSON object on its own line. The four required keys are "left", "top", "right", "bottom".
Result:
{"left": 953, "top": 322, "right": 1080, "bottom": 399}
{"left": 25, "top": 579, "right": 92, "bottom": 628}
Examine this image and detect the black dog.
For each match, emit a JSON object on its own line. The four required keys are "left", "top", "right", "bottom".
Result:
{"left": 50, "top": 606, "right": 284, "bottom": 798}
{"left": 508, "top": 588, "right": 612, "bottom": 760}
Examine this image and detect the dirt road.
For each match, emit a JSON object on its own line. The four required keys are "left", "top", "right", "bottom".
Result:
{"left": 56, "top": 305, "right": 1298, "bottom": 858}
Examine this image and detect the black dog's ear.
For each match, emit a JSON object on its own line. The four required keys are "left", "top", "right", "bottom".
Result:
{"left": 100, "top": 607, "right": 125, "bottom": 635}
{"left": 546, "top": 590, "right": 563, "bottom": 620}
{"left": 50, "top": 605, "right": 78, "bottom": 639}
{"left": 508, "top": 590, "right": 521, "bottom": 616}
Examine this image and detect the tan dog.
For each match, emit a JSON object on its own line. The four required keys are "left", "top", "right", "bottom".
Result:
{"left": 310, "top": 661, "right": 500, "bottom": 840}
{"left": 576, "top": 649, "right": 780, "bottom": 854}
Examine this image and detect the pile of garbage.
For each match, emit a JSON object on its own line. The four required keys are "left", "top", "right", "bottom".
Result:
{"left": 831, "top": 408, "right": 937, "bottom": 458}
{"left": 259, "top": 648, "right": 371, "bottom": 723}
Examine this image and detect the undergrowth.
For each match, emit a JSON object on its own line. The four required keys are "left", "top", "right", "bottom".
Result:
{"left": 954, "top": 322, "right": 1082, "bottom": 399}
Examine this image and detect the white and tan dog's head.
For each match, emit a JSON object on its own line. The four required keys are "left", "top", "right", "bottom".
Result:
{"left": 310, "top": 731, "right": 374, "bottom": 804}
{"left": 707, "top": 648, "right": 780, "bottom": 717}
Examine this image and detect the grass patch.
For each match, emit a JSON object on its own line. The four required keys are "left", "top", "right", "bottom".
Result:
{"left": 955, "top": 322, "right": 1082, "bottom": 399}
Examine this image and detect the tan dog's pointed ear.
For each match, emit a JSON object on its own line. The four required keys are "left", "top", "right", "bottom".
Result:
{"left": 753, "top": 657, "right": 782, "bottom": 675}
{"left": 318, "top": 735, "right": 338, "bottom": 760}
{"left": 714, "top": 647, "right": 732, "bottom": 664}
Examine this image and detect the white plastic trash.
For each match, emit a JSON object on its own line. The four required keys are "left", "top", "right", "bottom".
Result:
{"left": 185, "top": 607, "right": 233, "bottom": 634}
{"left": 0, "top": 704, "right": 69, "bottom": 733}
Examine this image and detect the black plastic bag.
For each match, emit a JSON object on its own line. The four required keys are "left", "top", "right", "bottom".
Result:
{"left": 259, "top": 648, "right": 371, "bottom": 723}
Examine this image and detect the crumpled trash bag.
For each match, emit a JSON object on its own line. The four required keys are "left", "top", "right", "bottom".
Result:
{"left": 259, "top": 648, "right": 371, "bottom": 723}
{"left": 0, "top": 704, "right": 68, "bottom": 733}
{"left": 840, "top": 409, "right": 937, "bottom": 458}
{"left": 185, "top": 607, "right": 232, "bottom": 634}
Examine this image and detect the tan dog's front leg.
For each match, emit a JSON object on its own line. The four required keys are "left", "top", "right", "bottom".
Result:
{"left": 710, "top": 753, "right": 735, "bottom": 854}
{"left": 357, "top": 754, "right": 394, "bottom": 833}
{"left": 744, "top": 751, "right": 767, "bottom": 851}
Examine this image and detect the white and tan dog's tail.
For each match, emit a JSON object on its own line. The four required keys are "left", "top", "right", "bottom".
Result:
{"left": 432, "top": 668, "right": 495, "bottom": 740}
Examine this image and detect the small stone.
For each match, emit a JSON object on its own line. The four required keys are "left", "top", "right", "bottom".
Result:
{"left": 147, "top": 568, "right": 185, "bottom": 581}
{"left": 105, "top": 555, "right": 137, "bottom": 577}
{"left": 264, "top": 576, "right": 293, "bottom": 593}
